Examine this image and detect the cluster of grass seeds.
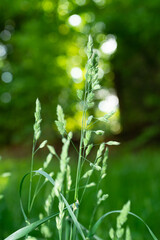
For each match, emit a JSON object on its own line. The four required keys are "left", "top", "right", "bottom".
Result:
{"left": 4, "top": 36, "right": 158, "bottom": 240}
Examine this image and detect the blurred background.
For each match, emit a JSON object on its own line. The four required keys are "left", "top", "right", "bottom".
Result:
{"left": 0, "top": 0, "right": 160, "bottom": 239}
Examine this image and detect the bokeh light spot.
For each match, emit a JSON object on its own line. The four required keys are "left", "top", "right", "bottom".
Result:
{"left": 42, "top": 0, "right": 54, "bottom": 12}
{"left": 101, "top": 35, "right": 117, "bottom": 55}
{"left": 0, "top": 44, "right": 7, "bottom": 58}
{"left": 68, "top": 14, "right": 81, "bottom": 27}
{"left": 93, "top": 0, "right": 106, "bottom": 6}
{"left": 98, "top": 94, "right": 119, "bottom": 113}
{"left": 71, "top": 67, "right": 82, "bottom": 79}
{"left": 98, "top": 68, "right": 104, "bottom": 79}
{"left": 83, "top": 12, "right": 95, "bottom": 23}
{"left": 0, "top": 30, "right": 11, "bottom": 41}
{"left": 1, "top": 92, "right": 11, "bottom": 103}
{"left": 1, "top": 72, "right": 13, "bottom": 83}
{"left": 75, "top": 0, "right": 86, "bottom": 6}
{"left": 93, "top": 22, "right": 106, "bottom": 33}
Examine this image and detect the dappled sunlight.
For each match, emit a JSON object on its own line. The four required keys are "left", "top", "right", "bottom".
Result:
{"left": 98, "top": 94, "right": 119, "bottom": 113}
{"left": 98, "top": 67, "right": 104, "bottom": 79}
{"left": 96, "top": 88, "right": 121, "bottom": 134}
{"left": 68, "top": 14, "right": 82, "bottom": 27}
{"left": 1, "top": 72, "right": 13, "bottom": 83}
{"left": 57, "top": 1, "right": 70, "bottom": 16}
{"left": 0, "top": 44, "right": 7, "bottom": 58}
{"left": 101, "top": 35, "right": 117, "bottom": 55}
{"left": 75, "top": 0, "right": 86, "bottom": 6}
{"left": 70, "top": 67, "right": 83, "bottom": 83}
{"left": 93, "top": 0, "right": 106, "bottom": 7}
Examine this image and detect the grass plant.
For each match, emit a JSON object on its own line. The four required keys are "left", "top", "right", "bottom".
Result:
{"left": 4, "top": 36, "right": 158, "bottom": 240}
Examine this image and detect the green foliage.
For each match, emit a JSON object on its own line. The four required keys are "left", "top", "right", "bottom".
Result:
{"left": 1, "top": 0, "right": 117, "bottom": 145}
{"left": 1, "top": 147, "right": 160, "bottom": 239}
{"left": 1, "top": 0, "right": 160, "bottom": 146}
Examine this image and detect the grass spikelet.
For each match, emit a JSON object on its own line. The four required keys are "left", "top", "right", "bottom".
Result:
{"left": 106, "top": 141, "right": 120, "bottom": 146}
{"left": 85, "top": 143, "right": 93, "bottom": 157}
{"left": 34, "top": 98, "right": 42, "bottom": 141}
{"left": 101, "top": 147, "right": 108, "bottom": 179}
{"left": 82, "top": 169, "right": 93, "bottom": 179}
{"left": 86, "top": 115, "right": 93, "bottom": 125}
{"left": 66, "top": 165, "right": 72, "bottom": 192}
{"left": 90, "top": 163, "right": 101, "bottom": 171}
{"left": 55, "top": 105, "right": 66, "bottom": 135}
{"left": 96, "top": 143, "right": 105, "bottom": 160}
{"left": 77, "top": 89, "right": 83, "bottom": 100}
{"left": 109, "top": 228, "right": 115, "bottom": 239}
{"left": 117, "top": 201, "right": 131, "bottom": 229}
{"left": 94, "top": 130, "right": 104, "bottom": 135}
{"left": 97, "top": 190, "right": 109, "bottom": 205}
{"left": 125, "top": 227, "right": 132, "bottom": 240}
{"left": 56, "top": 201, "right": 65, "bottom": 231}
{"left": 84, "top": 130, "right": 92, "bottom": 147}
{"left": 39, "top": 213, "right": 52, "bottom": 238}
{"left": 47, "top": 145, "right": 56, "bottom": 155}
{"left": 43, "top": 153, "right": 52, "bottom": 169}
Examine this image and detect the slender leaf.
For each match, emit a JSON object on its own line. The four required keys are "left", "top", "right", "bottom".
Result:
{"left": 19, "top": 170, "right": 55, "bottom": 221}
{"left": 4, "top": 212, "right": 59, "bottom": 240}
{"left": 61, "top": 194, "right": 86, "bottom": 240}
{"left": 89, "top": 210, "right": 158, "bottom": 240}
{"left": 8, "top": 170, "right": 58, "bottom": 240}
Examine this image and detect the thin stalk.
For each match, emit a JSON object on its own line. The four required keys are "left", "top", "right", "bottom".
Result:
{"left": 73, "top": 79, "right": 88, "bottom": 239}
{"left": 74, "top": 91, "right": 87, "bottom": 201}
{"left": 69, "top": 222, "right": 73, "bottom": 240}
{"left": 74, "top": 127, "right": 84, "bottom": 198}
{"left": 58, "top": 228, "right": 62, "bottom": 240}
{"left": 72, "top": 208, "right": 79, "bottom": 240}
{"left": 70, "top": 137, "right": 92, "bottom": 165}
{"left": 87, "top": 119, "right": 99, "bottom": 129}
{"left": 65, "top": 220, "right": 69, "bottom": 240}
{"left": 89, "top": 177, "right": 101, "bottom": 230}
{"left": 80, "top": 153, "right": 98, "bottom": 203}
{"left": 28, "top": 140, "right": 36, "bottom": 214}
{"left": 29, "top": 176, "right": 46, "bottom": 211}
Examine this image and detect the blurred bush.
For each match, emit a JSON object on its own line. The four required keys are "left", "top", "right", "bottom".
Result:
{"left": 0, "top": 0, "right": 160, "bottom": 146}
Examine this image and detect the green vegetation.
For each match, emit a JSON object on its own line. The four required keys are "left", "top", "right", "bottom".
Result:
{"left": 1, "top": 147, "right": 160, "bottom": 239}
{"left": 0, "top": 37, "right": 158, "bottom": 240}
{"left": 1, "top": 0, "right": 160, "bottom": 145}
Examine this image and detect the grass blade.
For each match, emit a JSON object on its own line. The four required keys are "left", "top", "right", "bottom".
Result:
{"left": 19, "top": 170, "right": 55, "bottom": 221}
{"left": 7, "top": 170, "right": 58, "bottom": 240}
{"left": 34, "top": 169, "right": 55, "bottom": 185}
{"left": 4, "top": 212, "right": 58, "bottom": 240}
{"left": 7, "top": 169, "right": 78, "bottom": 240}
{"left": 89, "top": 210, "right": 158, "bottom": 240}
{"left": 60, "top": 193, "right": 86, "bottom": 240}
